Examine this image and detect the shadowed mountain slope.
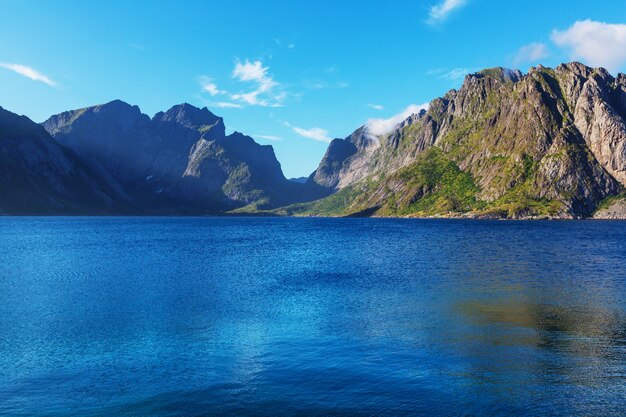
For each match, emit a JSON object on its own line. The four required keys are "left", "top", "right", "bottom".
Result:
{"left": 43, "top": 101, "right": 323, "bottom": 213}
{"left": 0, "top": 107, "right": 121, "bottom": 214}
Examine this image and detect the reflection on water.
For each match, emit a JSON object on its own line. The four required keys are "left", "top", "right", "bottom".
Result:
{"left": 458, "top": 301, "right": 625, "bottom": 341}
{"left": 0, "top": 217, "right": 624, "bottom": 416}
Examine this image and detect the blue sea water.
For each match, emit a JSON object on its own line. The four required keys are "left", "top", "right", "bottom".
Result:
{"left": 0, "top": 217, "right": 624, "bottom": 416}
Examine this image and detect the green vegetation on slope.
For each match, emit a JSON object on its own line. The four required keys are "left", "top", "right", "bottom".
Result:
{"left": 594, "top": 192, "right": 626, "bottom": 213}
{"left": 236, "top": 64, "right": 623, "bottom": 219}
{"left": 376, "top": 148, "right": 482, "bottom": 216}
{"left": 271, "top": 185, "right": 365, "bottom": 216}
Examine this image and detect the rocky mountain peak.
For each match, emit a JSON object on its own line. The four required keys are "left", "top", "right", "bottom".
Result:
{"left": 301, "top": 62, "right": 626, "bottom": 219}
{"left": 0, "top": 107, "right": 120, "bottom": 214}
{"left": 154, "top": 103, "right": 224, "bottom": 133}
{"left": 36, "top": 101, "right": 318, "bottom": 213}
{"left": 1, "top": 106, "right": 50, "bottom": 138}
{"left": 474, "top": 67, "right": 523, "bottom": 83}
{"left": 42, "top": 99, "right": 149, "bottom": 137}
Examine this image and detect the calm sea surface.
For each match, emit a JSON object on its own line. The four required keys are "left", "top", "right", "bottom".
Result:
{"left": 0, "top": 217, "right": 624, "bottom": 416}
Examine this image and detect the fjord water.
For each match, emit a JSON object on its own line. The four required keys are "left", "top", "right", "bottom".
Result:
{"left": 0, "top": 218, "right": 624, "bottom": 416}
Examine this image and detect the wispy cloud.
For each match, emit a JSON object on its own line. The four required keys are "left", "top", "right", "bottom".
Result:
{"left": 230, "top": 59, "right": 285, "bottom": 107}
{"left": 199, "top": 60, "right": 288, "bottom": 108}
{"left": 434, "top": 67, "right": 475, "bottom": 81}
{"left": 512, "top": 42, "right": 550, "bottom": 66}
{"left": 211, "top": 101, "right": 242, "bottom": 108}
{"left": 552, "top": 20, "right": 626, "bottom": 72}
{"left": 428, "top": 0, "right": 468, "bottom": 25}
{"left": 365, "top": 103, "right": 429, "bottom": 137}
{"left": 284, "top": 122, "right": 332, "bottom": 142}
{"left": 199, "top": 77, "right": 226, "bottom": 96}
{"left": 367, "top": 103, "right": 384, "bottom": 110}
{"left": 444, "top": 68, "right": 473, "bottom": 80}
{"left": 254, "top": 134, "right": 282, "bottom": 141}
{"left": 202, "top": 83, "right": 222, "bottom": 95}
{"left": 293, "top": 126, "right": 331, "bottom": 142}
{"left": 0, "top": 62, "right": 57, "bottom": 86}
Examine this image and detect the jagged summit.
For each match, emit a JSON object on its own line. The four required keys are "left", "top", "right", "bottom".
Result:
{"left": 154, "top": 103, "right": 223, "bottom": 130}
{"left": 38, "top": 101, "right": 321, "bottom": 213}
{"left": 0, "top": 107, "right": 120, "bottom": 214}
{"left": 299, "top": 62, "right": 626, "bottom": 219}
{"left": 470, "top": 67, "right": 523, "bottom": 83}
{"left": 1, "top": 62, "right": 625, "bottom": 218}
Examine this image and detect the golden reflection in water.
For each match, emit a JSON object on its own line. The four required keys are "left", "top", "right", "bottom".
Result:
{"left": 454, "top": 299, "right": 625, "bottom": 384}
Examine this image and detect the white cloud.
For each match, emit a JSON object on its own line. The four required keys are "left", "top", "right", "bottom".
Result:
{"left": 211, "top": 101, "right": 242, "bottom": 108}
{"left": 440, "top": 67, "right": 473, "bottom": 80}
{"left": 285, "top": 122, "right": 332, "bottom": 142}
{"left": 293, "top": 127, "right": 331, "bottom": 142}
{"left": 552, "top": 20, "right": 626, "bottom": 72}
{"left": 255, "top": 134, "right": 282, "bottom": 141}
{"left": 233, "top": 60, "right": 275, "bottom": 86}
{"left": 0, "top": 62, "right": 57, "bottom": 86}
{"left": 428, "top": 0, "right": 467, "bottom": 24}
{"left": 365, "top": 103, "right": 429, "bottom": 137}
{"left": 512, "top": 42, "right": 550, "bottom": 66}
{"left": 201, "top": 82, "right": 225, "bottom": 96}
{"left": 368, "top": 103, "right": 384, "bottom": 110}
{"left": 287, "top": 43, "right": 295, "bottom": 49}
{"left": 230, "top": 59, "right": 285, "bottom": 107}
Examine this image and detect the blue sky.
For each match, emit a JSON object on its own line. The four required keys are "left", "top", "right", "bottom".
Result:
{"left": 2, "top": 0, "right": 626, "bottom": 177}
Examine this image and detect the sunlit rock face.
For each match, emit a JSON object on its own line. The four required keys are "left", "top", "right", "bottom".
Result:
{"left": 304, "top": 63, "right": 626, "bottom": 219}
{"left": 594, "top": 198, "right": 626, "bottom": 219}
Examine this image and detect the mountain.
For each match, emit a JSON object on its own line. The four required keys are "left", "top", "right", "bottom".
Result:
{"left": 285, "top": 63, "right": 626, "bottom": 219}
{"left": 3, "top": 62, "right": 625, "bottom": 218}
{"left": 43, "top": 101, "right": 322, "bottom": 213}
{"left": 0, "top": 107, "right": 120, "bottom": 214}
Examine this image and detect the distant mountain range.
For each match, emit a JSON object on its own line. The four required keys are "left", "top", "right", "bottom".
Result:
{"left": 0, "top": 100, "right": 326, "bottom": 214}
{"left": 1, "top": 62, "right": 625, "bottom": 218}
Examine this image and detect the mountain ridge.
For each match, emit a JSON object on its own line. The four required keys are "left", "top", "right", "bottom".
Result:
{"left": 0, "top": 106, "right": 123, "bottom": 214}
{"left": 41, "top": 100, "right": 324, "bottom": 214}
{"left": 1, "top": 61, "right": 625, "bottom": 218}
{"left": 276, "top": 62, "right": 626, "bottom": 219}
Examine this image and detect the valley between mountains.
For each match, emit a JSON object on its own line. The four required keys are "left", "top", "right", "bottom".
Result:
{"left": 1, "top": 62, "right": 625, "bottom": 219}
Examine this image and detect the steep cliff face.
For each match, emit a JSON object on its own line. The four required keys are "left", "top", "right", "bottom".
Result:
{"left": 310, "top": 126, "right": 383, "bottom": 191}
{"left": 43, "top": 101, "right": 317, "bottom": 213}
{"left": 594, "top": 195, "right": 626, "bottom": 219}
{"left": 297, "top": 63, "right": 625, "bottom": 218}
{"left": 0, "top": 107, "right": 119, "bottom": 214}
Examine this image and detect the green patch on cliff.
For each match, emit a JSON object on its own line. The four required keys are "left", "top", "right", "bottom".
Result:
{"left": 379, "top": 148, "right": 483, "bottom": 216}
{"left": 480, "top": 154, "right": 562, "bottom": 218}
{"left": 222, "top": 164, "right": 266, "bottom": 204}
{"left": 594, "top": 192, "right": 626, "bottom": 213}
{"left": 272, "top": 185, "right": 366, "bottom": 217}
{"left": 484, "top": 188, "right": 562, "bottom": 218}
